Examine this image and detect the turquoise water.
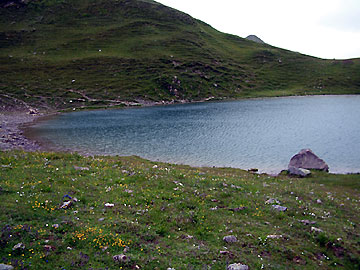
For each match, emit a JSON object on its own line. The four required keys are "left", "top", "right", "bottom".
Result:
{"left": 31, "top": 95, "right": 360, "bottom": 173}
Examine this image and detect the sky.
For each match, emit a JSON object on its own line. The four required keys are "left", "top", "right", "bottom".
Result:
{"left": 155, "top": 0, "right": 360, "bottom": 59}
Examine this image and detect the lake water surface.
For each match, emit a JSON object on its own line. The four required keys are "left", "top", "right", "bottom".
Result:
{"left": 31, "top": 95, "right": 360, "bottom": 174}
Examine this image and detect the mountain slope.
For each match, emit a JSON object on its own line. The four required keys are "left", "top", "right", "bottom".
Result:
{"left": 1, "top": 0, "right": 359, "bottom": 111}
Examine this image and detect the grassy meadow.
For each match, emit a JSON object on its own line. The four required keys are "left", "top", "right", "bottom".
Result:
{"left": 0, "top": 150, "right": 359, "bottom": 269}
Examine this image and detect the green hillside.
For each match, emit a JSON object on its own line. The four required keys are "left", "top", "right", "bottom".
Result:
{"left": 1, "top": 0, "right": 360, "bottom": 111}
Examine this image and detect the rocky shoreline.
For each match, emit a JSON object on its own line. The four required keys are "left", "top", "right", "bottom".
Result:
{"left": 0, "top": 112, "right": 45, "bottom": 151}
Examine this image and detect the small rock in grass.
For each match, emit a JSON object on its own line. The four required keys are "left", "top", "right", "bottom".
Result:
{"left": 74, "top": 166, "right": 89, "bottom": 171}
{"left": 299, "top": 219, "right": 316, "bottom": 225}
{"left": 167, "top": 268, "right": 175, "bottom": 270}
{"left": 104, "top": 203, "right": 115, "bottom": 208}
{"left": 265, "top": 198, "right": 280, "bottom": 204}
{"left": 271, "top": 205, "right": 287, "bottom": 212}
{"left": 227, "top": 263, "right": 249, "bottom": 270}
{"left": 98, "top": 218, "right": 105, "bottom": 222}
{"left": 316, "top": 199, "right": 322, "bottom": 204}
{"left": 223, "top": 235, "right": 237, "bottom": 243}
{"left": 12, "top": 242, "right": 25, "bottom": 250}
{"left": 0, "top": 264, "right": 14, "bottom": 270}
{"left": 311, "top": 227, "right": 323, "bottom": 233}
{"left": 266, "top": 234, "right": 282, "bottom": 239}
{"left": 60, "top": 201, "right": 72, "bottom": 209}
{"left": 113, "top": 254, "right": 129, "bottom": 263}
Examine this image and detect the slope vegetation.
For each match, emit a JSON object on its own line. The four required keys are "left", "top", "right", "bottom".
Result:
{"left": 1, "top": 0, "right": 360, "bottom": 110}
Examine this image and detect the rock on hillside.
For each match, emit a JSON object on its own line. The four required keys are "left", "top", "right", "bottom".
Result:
{"left": 246, "top": 35, "right": 265, "bottom": 44}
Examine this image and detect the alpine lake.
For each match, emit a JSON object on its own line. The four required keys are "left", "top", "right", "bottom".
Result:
{"left": 30, "top": 95, "right": 360, "bottom": 174}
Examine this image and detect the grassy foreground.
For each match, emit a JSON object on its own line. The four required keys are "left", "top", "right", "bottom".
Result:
{"left": 0, "top": 150, "right": 359, "bottom": 269}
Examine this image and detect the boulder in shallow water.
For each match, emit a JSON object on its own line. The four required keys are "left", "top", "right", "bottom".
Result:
{"left": 288, "top": 149, "right": 329, "bottom": 172}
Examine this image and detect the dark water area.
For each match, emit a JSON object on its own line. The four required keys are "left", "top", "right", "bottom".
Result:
{"left": 30, "top": 95, "right": 360, "bottom": 174}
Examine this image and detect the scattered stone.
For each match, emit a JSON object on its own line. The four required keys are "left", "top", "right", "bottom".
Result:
{"left": 167, "top": 268, "right": 175, "bottom": 270}
{"left": 299, "top": 219, "right": 316, "bottom": 225}
{"left": 28, "top": 108, "right": 38, "bottom": 115}
{"left": 1, "top": 165, "right": 11, "bottom": 168}
{"left": 316, "top": 199, "right": 322, "bottom": 204}
{"left": 223, "top": 235, "right": 237, "bottom": 243}
{"left": 0, "top": 264, "right": 14, "bottom": 270}
{"left": 311, "top": 227, "right": 323, "bottom": 233}
{"left": 248, "top": 168, "right": 258, "bottom": 173}
{"left": 104, "top": 203, "right": 115, "bottom": 208}
{"left": 265, "top": 198, "right": 280, "bottom": 204}
{"left": 98, "top": 218, "right": 105, "bottom": 222}
{"left": 288, "top": 166, "right": 311, "bottom": 177}
{"left": 227, "top": 263, "right": 249, "bottom": 270}
{"left": 271, "top": 205, "right": 287, "bottom": 212}
{"left": 113, "top": 254, "right": 129, "bottom": 263}
{"left": 288, "top": 149, "right": 329, "bottom": 172}
{"left": 12, "top": 242, "right": 25, "bottom": 250}
{"left": 183, "top": 234, "right": 193, "bottom": 240}
{"left": 266, "top": 234, "right": 282, "bottom": 239}
{"left": 60, "top": 201, "right": 72, "bottom": 209}
{"left": 74, "top": 166, "right": 89, "bottom": 171}
{"left": 220, "top": 250, "right": 230, "bottom": 255}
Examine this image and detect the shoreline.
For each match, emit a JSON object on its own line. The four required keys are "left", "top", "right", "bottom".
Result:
{"left": 2, "top": 95, "right": 360, "bottom": 175}
{"left": 0, "top": 111, "right": 45, "bottom": 152}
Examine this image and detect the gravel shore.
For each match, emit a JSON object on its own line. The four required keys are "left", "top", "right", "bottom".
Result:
{"left": 0, "top": 112, "right": 44, "bottom": 151}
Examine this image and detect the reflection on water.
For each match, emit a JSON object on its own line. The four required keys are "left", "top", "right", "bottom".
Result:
{"left": 31, "top": 95, "right": 360, "bottom": 174}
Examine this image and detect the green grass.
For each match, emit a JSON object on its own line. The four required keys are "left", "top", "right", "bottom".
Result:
{"left": 0, "top": 150, "right": 359, "bottom": 269}
{"left": 1, "top": 0, "right": 360, "bottom": 111}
